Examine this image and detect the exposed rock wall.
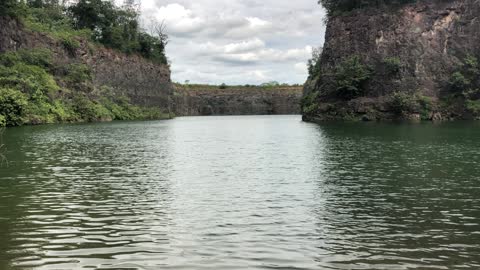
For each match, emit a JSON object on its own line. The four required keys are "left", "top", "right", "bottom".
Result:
{"left": 174, "top": 86, "right": 302, "bottom": 116}
{"left": 304, "top": 0, "right": 480, "bottom": 121}
{"left": 0, "top": 16, "right": 173, "bottom": 110}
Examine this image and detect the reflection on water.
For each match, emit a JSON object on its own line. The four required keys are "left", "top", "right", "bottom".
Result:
{"left": 0, "top": 116, "right": 479, "bottom": 269}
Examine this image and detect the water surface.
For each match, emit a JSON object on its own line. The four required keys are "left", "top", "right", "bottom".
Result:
{"left": 0, "top": 115, "right": 479, "bottom": 269}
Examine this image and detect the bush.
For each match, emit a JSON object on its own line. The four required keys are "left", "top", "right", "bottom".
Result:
{"left": 0, "top": 63, "right": 59, "bottom": 97}
{"left": 301, "top": 91, "right": 319, "bottom": 114}
{"left": 449, "top": 71, "right": 470, "bottom": 93}
{"left": 307, "top": 47, "right": 322, "bottom": 77}
{"left": 0, "top": 49, "right": 53, "bottom": 69}
{"left": 0, "top": 115, "right": 6, "bottom": 127}
{"left": 383, "top": 57, "right": 402, "bottom": 75}
{"left": 0, "top": 88, "right": 29, "bottom": 126}
{"left": 466, "top": 100, "right": 480, "bottom": 115}
{"left": 388, "top": 92, "right": 433, "bottom": 117}
{"left": 0, "top": 0, "right": 27, "bottom": 17}
{"left": 61, "top": 36, "right": 81, "bottom": 56}
{"left": 72, "top": 94, "right": 112, "bottom": 122}
{"left": 389, "top": 92, "right": 418, "bottom": 114}
{"left": 335, "top": 56, "right": 371, "bottom": 99}
{"left": 219, "top": 83, "right": 227, "bottom": 89}
{"left": 65, "top": 63, "right": 92, "bottom": 84}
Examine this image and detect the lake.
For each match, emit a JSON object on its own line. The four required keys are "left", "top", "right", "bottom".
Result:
{"left": 0, "top": 115, "right": 479, "bottom": 269}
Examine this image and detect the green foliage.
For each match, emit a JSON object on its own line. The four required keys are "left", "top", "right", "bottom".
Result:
{"left": 0, "top": 88, "right": 29, "bottom": 126}
{"left": 449, "top": 71, "right": 470, "bottom": 93}
{"left": 219, "top": 83, "right": 227, "bottom": 89}
{"left": 464, "top": 54, "right": 479, "bottom": 75}
{"left": 334, "top": 56, "right": 371, "bottom": 99}
{"left": 307, "top": 47, "right": 322, "bottom": 77}
{"left": 71, "top": 94, "right": 112, "bottom": 122}
{"left": 466, "top": 100, "right": 480, "bottom": 115}
{"left": 64, "top": 63, "right": 92, "bottom": 84}
{"left": 24, "top": 6, "right": 92, "bottom": 42}
{"left": 0, "top": 49, "right": 169, "bottom": 126}
{"left": 319, "top": 0, "right": 417, "bottom": 16}
{"left": 301, "top": 91, "right": 319, "bottom": 114}
{"left": 389, "top": 92, "right": 418, "bottom": 114}
{"left": 448, "top": 55, "right": 480, "bottom": 98}
{"left": 22, "top": 1, "right": 167, "bottom": 64}
{"left": 68, "top": 0, "right": 168, "bottom": 64}
{"left": 261, "top": 81, "right": 281, "bottom": 87}
{"left": 383, "top": 57, "right": 402, "bottom": 75}
{"left": 388, "top": 92, "right": 433, "bottom": 118}
{"left": 0, "top": 49, "right": 53, "bottom": 69}
{"left": 0, "top": 0, "right": 27, "bottom": 17}
{"left": 0, "top": 115, "right": 6, "bottom": 127}
{"left": 61, "top": 36, "right": 81, "bottom": 55}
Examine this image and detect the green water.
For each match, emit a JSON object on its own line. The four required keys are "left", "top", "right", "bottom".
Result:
{"left": 0, "top": 115, "right": 479, "bottom": 269}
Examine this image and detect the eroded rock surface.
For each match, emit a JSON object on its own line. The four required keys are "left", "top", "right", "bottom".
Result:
{"left": 304, "top": 0, "right": 480, "bottom": 121}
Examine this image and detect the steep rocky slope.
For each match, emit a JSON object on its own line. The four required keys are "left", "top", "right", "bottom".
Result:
{"left": 303, "top": 0, "right": 480, "bottom": 121}
{"left": 175, "top": 85, "right": 302, "bottom": 116}
{"left": 0, "top": 16, "right": 173, "bottom": 112}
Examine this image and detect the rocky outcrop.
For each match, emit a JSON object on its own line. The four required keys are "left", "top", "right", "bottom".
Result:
{"left": 174, "top": 85, "right": 302, "bottom": 116}
{"left": 303, "top": 0, "right": 480, "bottom": 121}
{"left": 0, "top": 16, "right": 173, "bottom": 111}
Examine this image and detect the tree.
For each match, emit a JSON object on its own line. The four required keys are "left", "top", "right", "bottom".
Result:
{"left": 334, "top": 56, "right": 371, "bottom": 99}
{"left": 307, "top": 47, "right": 322, "bottom": 77}
{"left": 151, "top": 20, "right": 169, "bottom": 48}
{"left": 68, "top": 0, "right": 168, "bottom": 64}
{"left": 0, "top": 0, "right": 27, "bottom": 17}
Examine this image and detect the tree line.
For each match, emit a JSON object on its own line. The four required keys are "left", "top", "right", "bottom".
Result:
{"left": 0, "top": 0, "right": 168, "bottom": 65}
{"left": 318, "top": 0, "right": 417, "bottom": 15}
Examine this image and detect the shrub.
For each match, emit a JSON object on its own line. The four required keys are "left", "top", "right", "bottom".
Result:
{"left": 61, "top": 36, "right": 81, "bottom": 56}
{"left": 0, "top": 0, "right": 27, "bottom": 17}
{"left": 50, "top": 100, "right": 79, "bottom": 122}
{"left": 219, "top": 83, "right": 227, "bottom": 89}
{"left": 449, "top": 71, "right": 470, "bottom": 93}
{"left": 0, "top": 88, "right": 29, "bottom": 126}
{"left": 335, "top": 56, "right": 371, "bottom": 99}
{"left": 466, "top": 100, "right": 480, "bottom": 115}
{"left": 307, "top": 47, "right": 322, "bottom": 77}
{"left": 0, "top": 49, "right": 53, "bottom": 69}
{"left": 0, "top": 115, "right": 6, "bottom": 127}
{"left": 0, "top": 63, "right": 59, "bottom": 97}
{"left": 301, "top": 91, "right": 319, "bottom": 114}
{"left": 383, "top": 57, "right": 402, "bottom": 75}
{"left": 65, "top": 64, "right": 92, "bottom": 84}
{"left": 464, "top": 54, "right": 479, "bottom": 75}
{"left": 72, "top": 94, "right": 112, "bottom": 122}
{"left": 389, "top": 92, "right": 419, "bottom": 114}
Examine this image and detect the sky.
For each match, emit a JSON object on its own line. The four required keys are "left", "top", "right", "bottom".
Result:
{"left": 136, "top": 0, "right": 327, "bottom": 85}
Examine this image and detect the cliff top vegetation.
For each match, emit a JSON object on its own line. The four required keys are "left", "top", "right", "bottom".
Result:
{"left": 319, "top": 0, "right": 417, "bottom": 15}
{"left": 0, "top": 0, "right": 168, "bottom": 65}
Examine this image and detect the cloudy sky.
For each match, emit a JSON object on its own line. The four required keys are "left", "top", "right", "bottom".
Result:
{"left": 137, "top": 0, "right": 327, "bottom": 85}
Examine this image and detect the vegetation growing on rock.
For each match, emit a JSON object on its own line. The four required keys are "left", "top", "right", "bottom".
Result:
{"left": 318, "top": 0, "right": 417, "bottom": 15}
{"left": 0, "top": 1, "right": 172, "bottom": 127}
{"left": 334, "top": 56, "right": 372, "bottom": 99}
{"left": 3, "top": 0, "right": 168, "bottom": 65}
{"left": 0, "top": 48, "right": 171, "bottom": 127}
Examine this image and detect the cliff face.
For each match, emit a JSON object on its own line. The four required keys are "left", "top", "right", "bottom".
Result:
{"left": 174, "top": 86, "right": 302, "bottom": 116}
{"left": 0, "top": 16, "right": 173, "bottom": 111}
{"left": 304, "top": 0, "right": 480, "bottom": 121}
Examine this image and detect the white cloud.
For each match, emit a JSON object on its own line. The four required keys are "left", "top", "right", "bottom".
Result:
{"left": 139, "top": 0, "right": 327, "bottom": 84}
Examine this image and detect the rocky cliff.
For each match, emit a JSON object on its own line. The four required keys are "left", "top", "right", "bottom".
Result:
{"left": 174, "top": 85, "right": 302, "bottom": 116}
{"left": 303, "top": 0, "right": 480, "bottom": 122}
{"left": 0, "top": 16, "right": 173, "bottom": 111}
